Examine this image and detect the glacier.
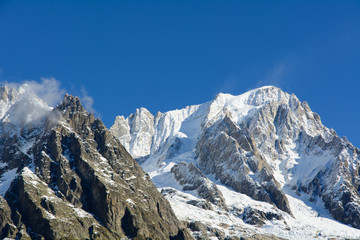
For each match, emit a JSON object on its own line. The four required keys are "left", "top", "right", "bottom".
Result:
{"left": 111, "top": 86, "right": 360, "bottom": 239}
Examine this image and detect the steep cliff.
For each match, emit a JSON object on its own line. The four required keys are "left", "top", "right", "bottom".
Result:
{"left": 0, "top": 85, "right": 190, "bottom": 239}
{"left": 112, "top": 86, "right": 360, "bottom": 239}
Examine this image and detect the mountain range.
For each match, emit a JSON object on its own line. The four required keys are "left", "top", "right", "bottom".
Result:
{"left": 110, "top": 86, "right": 360, "bottom": 240}
{"left": 1, "top": 84, "right": 360, "bottom": 239}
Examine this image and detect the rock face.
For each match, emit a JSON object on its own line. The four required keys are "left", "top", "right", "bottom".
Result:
{"left": 171, "top": 162, "right": 225, "bottom": 207}
{"left": 0, "top": 85, "right": 190, "bottom": 239}
{"left": 110, "top": 107, "right": 154, "bottom": 159}
{"left": 111, "top": 86, "right": 360, "bottom": 239}
{"left": 196, "top": 114, "right": 291, "bottom": 214}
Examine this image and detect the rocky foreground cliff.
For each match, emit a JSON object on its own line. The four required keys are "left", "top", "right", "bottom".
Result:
{"left": 111, "top": 86, "right": 360, "bottom": 240}
{"left": 0, "top": 85, "right": 190, "bottom": 239}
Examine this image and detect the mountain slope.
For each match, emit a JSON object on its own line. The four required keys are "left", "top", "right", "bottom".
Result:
{"left": 0, "top": 85, "right": 190, "bottom": 239}
{"left": 111, "top": 86, "right": 360, "bottom": 239}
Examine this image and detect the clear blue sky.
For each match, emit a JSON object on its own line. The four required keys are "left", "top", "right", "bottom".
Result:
{"left": 0, "top": 1, "right": 359, "bottom": 147}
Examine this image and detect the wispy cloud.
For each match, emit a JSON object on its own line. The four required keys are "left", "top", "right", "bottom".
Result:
{"left": 0, "top": 77, "right": 101, "bottom": 126}
{"left": 80, "top": 86, "right": 98, "bottom": 116}
{"left": 0, "top": 78, "right": 66, "bottom": 125}
{"left": 218, "top": 60, "right": 291, "bottom": 96}
{"left": 25, "top": 77, "right": 66, "bottom": 107}
{"left": 218, "top": 74, "right": 239, "bottom": 94}
{"left": 255, "top": 61, "right": 290, "bottom": 88}
{"left": 1, "top": 77, "right": 65, "bottom": 107}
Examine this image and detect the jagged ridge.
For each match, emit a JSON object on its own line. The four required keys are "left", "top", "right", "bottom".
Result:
{"left": 111, "top": 86, "right": 360, "bottom": 239}
{"left": 0, "top": 86, "right": 191, "bottom": 239}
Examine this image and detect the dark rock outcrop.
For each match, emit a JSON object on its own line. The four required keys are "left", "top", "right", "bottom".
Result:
{"left": 171, "top": 162, "right": 225, "bottom": 207}
{"left": 196, "top": 115, "right": 291, "bottom": 214}
{"left": 0, "top": 94, "right": 191, "bottom": 239}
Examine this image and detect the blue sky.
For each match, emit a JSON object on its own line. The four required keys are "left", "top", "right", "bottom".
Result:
{"left": 0, "top": 1, "right": 359, "bottom": 147}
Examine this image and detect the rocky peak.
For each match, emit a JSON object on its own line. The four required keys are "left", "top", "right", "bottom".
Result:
{"left": 128, "top": 108, "right": 154, "bottom": 139}
{"left": 0, "top": 85, "right": 50, "bottom": 127}
{"left": 54, "top": 94, "right": 96, "bottom": 138}
{"left": 110, "top": 86, "right": 360, "bottom": 239}
{"left": 110, "top": 115, "right": 131, "bottom": 150}
{"left": 57, "top": 94, "right": 87, "bottom": 116}
{"left": 111, "top": 107, "right": 155, "bottom": 159}
{"left": 0, "top": 86, "right": 11, "bottom": 102}
{"left": 0, "top": 85, "right": 19, "bottom": 102}
{"left": 0, "top": 91, "right": 191, "bottom": 239}
{"left": 246, "top": 86, "right": 287, "bottom": 106}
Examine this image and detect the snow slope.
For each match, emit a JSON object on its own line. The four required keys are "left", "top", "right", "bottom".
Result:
{"left": 111, "top": 86, "right": 360, "bottom": 239}
{"left": 0, "top": 84, "right": 52, "bottom": 196}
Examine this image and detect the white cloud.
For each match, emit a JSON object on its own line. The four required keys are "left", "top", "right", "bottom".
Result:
{"left": 2, "top": 77, "right": 65, "bottom": 107}
{"left": 218, "top": 74, "right": 239, "bottom": 93}
{"left": 6, "top": 92, "right": 50, "bottom": 126}
{"left": 0, "top": 78, "right": 65, "bottom": 126}
{"left": 1, "top": 78, "right": 99, "bottom": 126}
{"left": 255, "top": 61, "right": 289, "bottom": 88}
{"left": 25, "top": 77, "right": 66, "bottom": 107}
{"left": 218, "top": 60, "right": 291, "bottom": 96}
{"left": 80, "top": 87, "right": 96, "bottom": 114}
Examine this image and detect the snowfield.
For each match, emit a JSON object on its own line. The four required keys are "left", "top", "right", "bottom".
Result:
{"left": 112, "top": 86, "right": 360, "bottom": 239}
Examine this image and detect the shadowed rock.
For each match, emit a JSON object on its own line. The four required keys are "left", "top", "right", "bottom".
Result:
{"left": 0, "top": 94, "right": 191, "bottom": 239}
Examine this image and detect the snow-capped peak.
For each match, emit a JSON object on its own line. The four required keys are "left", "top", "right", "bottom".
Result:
{"left": 111, "top": 85, "right": 360, "bottom": 239}
{"left": 111, "top": 86, "right": 299, "bottom": 161}
{"left": 0, "top": 84, "right": 51, "bottom": 126}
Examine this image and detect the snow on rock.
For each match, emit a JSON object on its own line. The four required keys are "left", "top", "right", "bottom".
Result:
{"left": 0, "top": 168, "right": 18, "bottom": 196}
{"left": 111, "top": 107, "right": 154, "bottom": 158}
{"left": 111, "top": 85, "right": 360, "bottom": 239}
{"left": 0, "top": 84, "right": 52, "bottom": 126}
{"left": 0, "top": 88, "right": 191, "bottom": 239}
{"left": 0, "top": 84, "right": 53, "bottom": 196}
